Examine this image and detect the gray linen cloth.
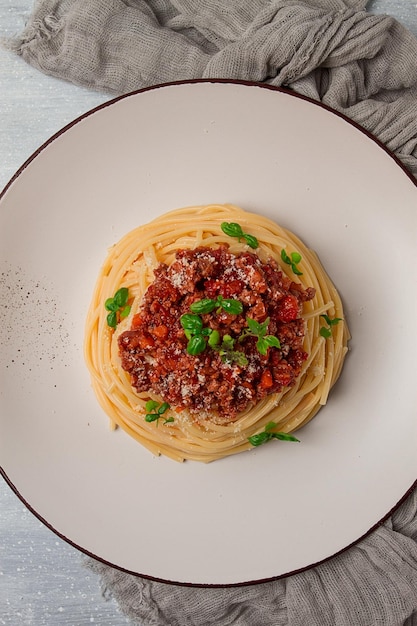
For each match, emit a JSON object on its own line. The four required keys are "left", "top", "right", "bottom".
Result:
{"left": 9, "top": 0, "right": 417, "bottom": 178}
{"left": 9, "top": 1, "right": 417, "bottom": 624}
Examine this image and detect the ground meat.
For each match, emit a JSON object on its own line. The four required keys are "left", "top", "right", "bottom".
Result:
{"left": 118, "top": 245, "right": 315, "bottom": 423}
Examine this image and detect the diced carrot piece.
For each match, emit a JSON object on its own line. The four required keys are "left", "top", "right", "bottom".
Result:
{"left": 152, "top": 325, "right": 169, "bottom": 339}
{"left": 260, "top": 370, "right": 273, "bottom": 389}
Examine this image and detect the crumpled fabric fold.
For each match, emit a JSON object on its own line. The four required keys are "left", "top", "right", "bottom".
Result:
{"left": 83, "top": 487, "right": 417, "bottom": 626}
{"left": 8, "top": 0, "right": 417, "bottom": 177}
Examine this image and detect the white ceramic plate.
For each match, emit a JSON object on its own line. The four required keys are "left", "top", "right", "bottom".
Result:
{"left": 0, "top": 81, "right": 416, "bottom": 586}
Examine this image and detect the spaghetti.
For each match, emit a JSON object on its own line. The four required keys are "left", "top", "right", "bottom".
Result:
{"left": 84, "top": 204, "right": 349, "bottom": 462}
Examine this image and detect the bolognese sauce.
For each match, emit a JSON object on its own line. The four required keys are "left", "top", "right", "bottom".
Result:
{"left": 118, "top": 245, "right": 315, "bottom": 423}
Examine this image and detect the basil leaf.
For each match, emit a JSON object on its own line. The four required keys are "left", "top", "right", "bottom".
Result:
{"left": 264, "top": 335, "right": 281, "bottom": 349}
{"left": 106, "top": 311, "right": 117, "bottom": 328}
{"left": 319, "top": 326, "right": 332, "bottom": 338}
{"left": 208, "top": 330, "right": 220, "bottom": 347}
{"left": 320, "top": 314, "right": 332, "bottom": 325}
{"left": 281, "top": 249, "right": 302, "bottom": 274}
{"left": 145, "top": 400, "right": 159, "bottom": 412}
{"left": 221, "top": 221, "right": 258, "bottom": 248}
{"left": 319, "top": 315, "right": 342, "bottom": 339}
{"left": 243, "top": 233, "right": 259, "bottom": 249}
{"left": 187, "top": 335, "right": 206, "bottom": 355}
{"left": 105, "top": 298, "right": 118, "bottom": 312}
{"left": 145, "top": 413, "right": 160, "bottom": 423}
{"left": 221, "top": 222, "right": 244, "bottom": 238}
{"left": 120, "top": 305, "right": 131, "bottom": 319}
{"left": 248, "top": 423, "right": 300, "bottom": 446}
{"left": 190, "top": 299, "right": 216, "bottom": 314}
{"left": 228, "top": 351, "right": 248, "bottom": 367}
{"left": 222, "top": 334, "right": 235, "bottom": 350}
{"left": 221, "top": 299, "right": 243, "bottom": 315}
{"left": 180, "top": 314, "right": 203, "bottom": 333}
{"left": 329, "top": 317, "right": 343, "bottom": 326}
{"left": 281, "top": 249, "right": 291, "bottom": 265}
{"left": 157, "top": 402, "right": 170, "bottom": 415}
{"left": 114, "top": 287, "right": 129, "bottom": 307}
{"left": 271, "top": 432, "right": 300, "bottom": 442}
{"left": 105, "top": 287, "right": 131, "bottom": 327}
{"left": 246, "top": 317, "right": 262, "bottom": 334}
{"left": 258, "top": 317, "right": 270, "bottom": 335}
{"left": 256, "top": 338, "right": 268, "bottom": 356}
{"left": 248, "top": 431, "right": 272, "bottom": 446}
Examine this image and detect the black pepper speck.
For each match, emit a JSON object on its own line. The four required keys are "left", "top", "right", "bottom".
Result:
{"left": 0, "top": 265, "right": 71, "bottom": 375}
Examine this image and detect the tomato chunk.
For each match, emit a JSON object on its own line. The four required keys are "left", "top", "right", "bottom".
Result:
{"left": 277, "top": 294, "right": 299, "bottom": 322}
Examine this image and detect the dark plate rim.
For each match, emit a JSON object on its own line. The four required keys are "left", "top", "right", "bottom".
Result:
{"left": 1, "top": 79, "right": 416, "bottom": 587}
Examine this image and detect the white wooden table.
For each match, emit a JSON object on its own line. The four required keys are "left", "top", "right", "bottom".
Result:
{"left": 0, "top": 1, "right": 416, "bottom": 624}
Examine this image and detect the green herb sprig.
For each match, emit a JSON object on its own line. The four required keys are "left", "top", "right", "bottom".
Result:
{"left": 248, "top": 421, "right": 300, "bottom": 447}
{"left": 180, "top": 297, "right": 243, "bottom": 355}
{"left": 180, "top": 313, "right": 208, "bottom": 355}
{"left": 180, "top": 307, "right": 280, "bottom": 361}
{"left": 319, "top": 314, "right": 343, "bottom": 338}
{"left": 238, "top": 317, "right": 281, "bottom": 356}
{"left": 144, "top": 400, "right": 174, "bottom": 424}
{"left": 212, "top": 333, "right": 249, "bottom": 367}
{"left": 221, "top": 222, "right": 259, "bottom": 249}
{"left": 281, "top": 249, "right": 303, "bottom": 275}
{"left": 105, "top": 287, "right": 131, "bottom": 328}
{"left": 190, "top": 296, "right": 243, "bottom": 316}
